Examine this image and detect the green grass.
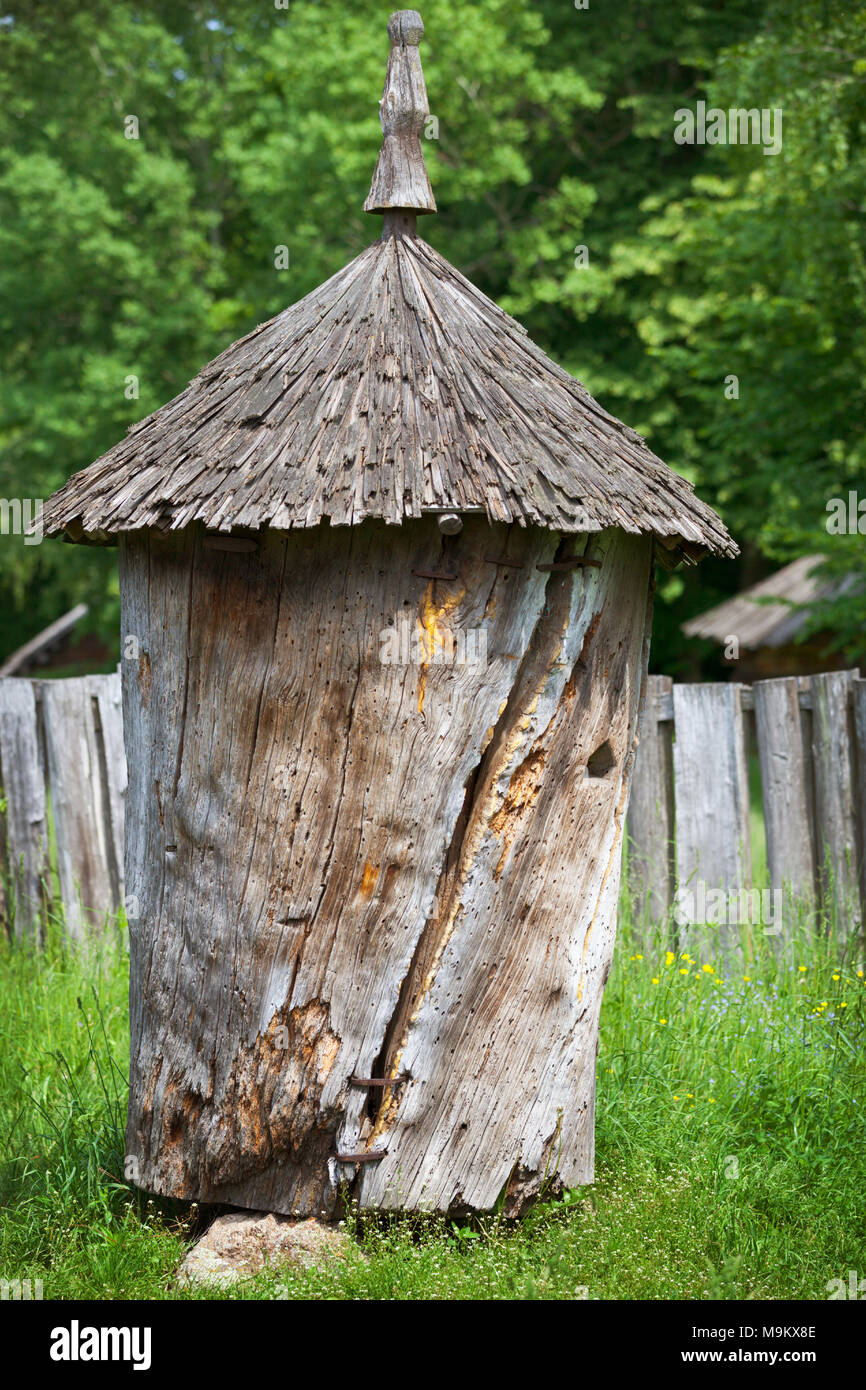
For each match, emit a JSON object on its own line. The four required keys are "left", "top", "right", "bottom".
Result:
{"left": 0, "top": 906, "right": 864, "bottom": 1300}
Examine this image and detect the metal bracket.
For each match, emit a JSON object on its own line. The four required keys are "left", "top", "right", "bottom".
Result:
{"left": 335, "top": 1150, "right": 388, "bottom": 1163}
{"left": 349, "top": 1074, "right": 411, "bottom": 1088}
{"left": 536, "top": 557, "right": 602, "bottom": 572}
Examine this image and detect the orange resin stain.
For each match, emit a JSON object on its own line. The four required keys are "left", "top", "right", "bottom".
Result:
{"left": 359, "top": 861, "right": 380, "bottom": 901}
{"left": 416, "top": 579, "right": 466, "bottom": 714}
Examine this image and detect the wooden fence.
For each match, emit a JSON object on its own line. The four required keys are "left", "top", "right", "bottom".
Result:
{"left": 0, "top": 673, "right": 125, "bottom": 940}
{"left": 628, "top": 669, "right": 866, "bottom": 947}
{"left": 2, "top": 667, "right": 864, "bottom": 946}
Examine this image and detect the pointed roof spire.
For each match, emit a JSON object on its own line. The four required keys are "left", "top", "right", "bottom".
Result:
{"left": 364, "top": 10, "right": 437, "bottom": 217}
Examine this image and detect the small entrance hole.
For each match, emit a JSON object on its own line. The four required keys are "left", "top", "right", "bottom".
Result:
{"left": 586, "top": 740, "right": 615, "bottom": 779}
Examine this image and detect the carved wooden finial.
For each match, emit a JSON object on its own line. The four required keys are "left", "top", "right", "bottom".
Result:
{"left": 364, "top": 9, "right": 437, "bottom": 220}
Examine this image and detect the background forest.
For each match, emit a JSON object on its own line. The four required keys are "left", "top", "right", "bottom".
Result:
{"left": 0, "top": 0, "right": 863, "bottom": 674}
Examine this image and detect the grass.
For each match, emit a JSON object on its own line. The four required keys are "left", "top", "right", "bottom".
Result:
{"left": 0, "top": 904, "right": 864, "bottom": 1301}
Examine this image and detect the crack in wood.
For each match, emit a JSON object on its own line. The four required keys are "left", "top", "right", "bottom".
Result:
{"left": 366, "top": 538, "right": 582, "bottom": 1139}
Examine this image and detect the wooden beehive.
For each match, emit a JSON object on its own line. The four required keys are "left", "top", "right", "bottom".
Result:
{"left": 44, "top": 10, "right": 736, "bottom": 1218}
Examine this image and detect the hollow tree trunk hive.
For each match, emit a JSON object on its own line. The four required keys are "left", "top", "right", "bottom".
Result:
{"left": 43, "top": 10, "right": 736, "bottom": 1218}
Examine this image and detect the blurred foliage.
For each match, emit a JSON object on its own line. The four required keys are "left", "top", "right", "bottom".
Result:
{"left": 0, "top": 0, "right": 862, "bottom": 671}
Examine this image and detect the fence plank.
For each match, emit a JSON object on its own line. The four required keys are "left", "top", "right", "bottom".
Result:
{"left": 854, "top": 679, "right": 866, "bottom": 929}
{"left": 811, "top": 670, "right": 863, "bottom": 942}
{"left": 627, "top": 674, "right": 674, "bottom": 927}
{"left": 40, "top": 677, "right": 119, "bottom": 937}
{"left": 753, "top": 676, "right": 817, "bottom": 901}
{"left": 0, "top": 679, "right": 48, "bottom": 938}
{"left": 672, "top": 682, "right": 751, "bottom": 958}
{"left": 90, "top": 673, "right": 126, "bottom": 906}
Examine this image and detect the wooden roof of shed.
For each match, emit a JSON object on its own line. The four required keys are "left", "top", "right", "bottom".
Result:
{"left": 43, "top": 10, "right": 736, "bottom": 561}
{"left": 681, "top": 554, "right": 844, "bottom": 649}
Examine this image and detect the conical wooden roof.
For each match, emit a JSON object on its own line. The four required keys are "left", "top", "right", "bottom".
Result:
{"left": 43, "top": 10, "right": 736, "bottom": 561}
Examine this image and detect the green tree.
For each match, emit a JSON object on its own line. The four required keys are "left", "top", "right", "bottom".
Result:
{"left": 603, "top": 0, "right": 866, "bottom": 664}
{"left": 11, "top": 0, "right": 837, "bottom": 676}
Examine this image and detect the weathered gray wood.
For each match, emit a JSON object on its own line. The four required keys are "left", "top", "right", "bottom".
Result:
{"left": 811, "top": 670, "right": 863, "bottom": 942}
{"left": 627, "top": 674, "right": 674, "bottom": 928}
{"left": 753, "top": 676, "right": 816, "bottom": 901}
{"left": 122, "top": 520, "right": 653, "bottom": 1217}
{"left": 364, "top": 11, "right": 437, "bottom": 216}
{"left": 90, "top": 673, "right": 126, "bottom": 907}
{"left": 854, "top": 678, "right": 866, "bottom": 931}
{"left": 40, "top": 677, "right": 120, "bottom": 937}
{"left": 672, "top": 682, "right": 751, "bottom": 959}
{"left": 361, "top": 528, "right": 653, "bottom": 1213}
{"left": 0, "top": 679, "right": 48, "bottom": 938}
{"left": 41, "top": 219, "right": 736, "bottom": 556}
{"left": 657, "top": 684, "right": 820, "bottom": 721}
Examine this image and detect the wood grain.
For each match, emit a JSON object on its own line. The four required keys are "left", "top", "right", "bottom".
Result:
{"left": 753, "top": 676, "right": 816, "bottom": 903}
{"left": 364, "top": 10, "right": 437, "bottom": 216}
{"left": 853, "top": 678, "right": 866, "bottom": 934}
{"left": 672, "top": 682, "right": 751, "bottom": 960}
{"left": 121, "top": 519, "right": 652, "bottom": 1215}
{"left": 41, "top": 677, "right": 122, "bottom": 937}
{"left": 0, "top": 680, "right": 48, "bottom": 939}
{"left": 811, "top": 670, "right": 863, "bottom": 942}
{"left": 91, "top": 673, "right": 127, "bottom": 909}
{"left": 627, "top": 674, "right": 674, "bottom": 930}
